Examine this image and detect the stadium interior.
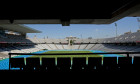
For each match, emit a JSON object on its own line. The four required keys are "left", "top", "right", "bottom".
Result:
{"left": 0, "top": 0, "right": 140, "bottom": 72}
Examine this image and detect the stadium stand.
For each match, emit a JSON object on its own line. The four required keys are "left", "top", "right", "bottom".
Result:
{"left": 0, "top": 26, "right": 140, "bottom": 72}
{"left": 0, "top": 30, "right": 140, "bottom": 59}
{"left": 48, "top": 44, "right": 57, "bottom": 50}
{"left": 56, "top": 44, "right": 63, "bottom": 50}
{"left": 63, "top": 45, "right": 69, "bottom": 50}
{"left": 79, "top": 44, "right": 88, "bottom": 50}
{"left": 85, "top": 44, "right": 95, "bottom": 50}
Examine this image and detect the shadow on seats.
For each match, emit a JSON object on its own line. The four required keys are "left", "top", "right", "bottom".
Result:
{"left": 133, "top": 57, "right": 140, "bottom": 71}
{"left": 57, "top": 57, "right": 71, "bottom": 72}
{"left": 25, "top": 58, "right": 40, "bottom": 71}
{"left": 10, "top": 58, "right": 25, "bottom": 70}
{"left": 72, "top": 57, "right": 86, "bottom": 72}
{"left": 103, "top": 57, "right": 117, "bottom": 72}
{"left": 41, "top": 58, "right": 57, "bottom": 72}
{"left": 118, "top": 57, "right": 132, "bottom": 72}
{"left": 86, "top": 57, "right": 102, "bottom": 72}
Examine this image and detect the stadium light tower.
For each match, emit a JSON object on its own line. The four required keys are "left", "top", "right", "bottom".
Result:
{"left": 115, "top": 23, "right": 118, "bottom": 37}
{"left": 137, "top": 18, "right": 140, "bottom": 29}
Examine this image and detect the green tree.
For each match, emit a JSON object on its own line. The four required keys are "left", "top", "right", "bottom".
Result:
{"left": 70, "top": 40, "right": 73, "bottom": 45}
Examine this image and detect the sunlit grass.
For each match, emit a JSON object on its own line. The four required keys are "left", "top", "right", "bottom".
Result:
{"left": 30, "top": 51, "right": 101, "bottom": 58}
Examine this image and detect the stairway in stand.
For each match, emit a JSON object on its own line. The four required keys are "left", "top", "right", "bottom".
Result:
{"left": 68, "top": 45, "right": 73, "bottom": 50}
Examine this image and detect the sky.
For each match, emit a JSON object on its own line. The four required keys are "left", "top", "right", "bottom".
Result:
{"left": 25, "top": 17, "right": 140, "bottom": 39}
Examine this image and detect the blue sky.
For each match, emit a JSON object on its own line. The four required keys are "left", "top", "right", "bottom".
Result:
{"left": 25, "top": 17, "right": 140, "bottom": 39}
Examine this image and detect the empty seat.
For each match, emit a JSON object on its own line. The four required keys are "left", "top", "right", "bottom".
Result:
{"left": 10, "top": 58, "right": 25, "bottom": 70}
{"left": 57, "top": 58, "right": 71, "bottom": 72}
{"left": 87, "top": 57, "right": 102, "bottom": 72}
{"left": 41, "top": 58, "right": 57, "bottom": 71}
{"left": 103, "top": 57, "right": 117, "bottom": 71}
{"left": 72, "top": 57, "right": 86, "bottom": 71}
{"left": 118, "top": 57, "right": 132, "bottom": 71}
{"left": 25, "top": 58, "right": 40, "bottom": 71}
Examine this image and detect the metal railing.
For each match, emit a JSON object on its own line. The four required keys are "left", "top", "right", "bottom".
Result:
{"left": 8, "top": 52, "right": 140, "bottom": 70}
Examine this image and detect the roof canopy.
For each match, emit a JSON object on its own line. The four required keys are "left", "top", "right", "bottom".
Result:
{"left": 0, "top": 24, "right": 41, "bottom": 33}
{"left": 0, "top": 0, "right": 140, "bottom": 26}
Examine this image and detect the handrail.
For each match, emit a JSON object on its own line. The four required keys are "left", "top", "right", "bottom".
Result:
{"left": 8, "top": 52, "right": 140, "bottom": 56}
{"left": 9, "top": 52, "right": 140, "bottom": 70}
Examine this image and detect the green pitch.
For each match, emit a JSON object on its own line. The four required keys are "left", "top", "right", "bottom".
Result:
{"left": 30, "top": 51, "right": 102, "bottom": 58}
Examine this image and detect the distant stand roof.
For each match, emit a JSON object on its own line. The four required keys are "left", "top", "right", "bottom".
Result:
{"left": 0, "top": 24, "right": 41, "bottom": 33}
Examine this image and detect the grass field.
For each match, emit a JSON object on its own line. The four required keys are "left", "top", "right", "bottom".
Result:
{"left": 30, "top": 51, "right": 102, "bottom": 58}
